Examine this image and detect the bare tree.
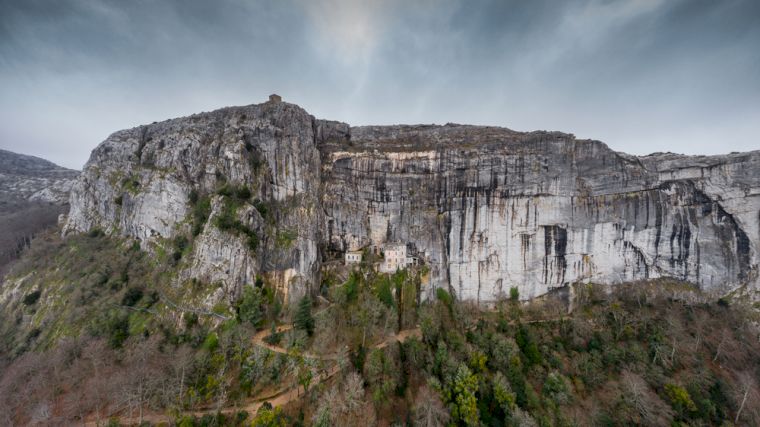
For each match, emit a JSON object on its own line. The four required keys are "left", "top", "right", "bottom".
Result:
{"left": 413, "top": 384, "right": 449, "bottom": 427}
{"left": 167, "top": 344, "right": 194, "bottom": 410}
{"left": 342, "top": 371, "right": 365, "bottom": 412}
{"left": 733, "top": 371, "right": 760, "bottom": 424}
{"left": 621, "top": 370, "right": 673, "bottom": 426}
{"left": 120, "top": 336, "right": 167, "bottom": 424}
{"left": 59, "top": 338, "right": 117, "bottom": 424}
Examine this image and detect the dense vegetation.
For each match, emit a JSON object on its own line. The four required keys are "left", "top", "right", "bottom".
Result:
{"left": 1, "top": 231, "right": 759, "bottom": 426}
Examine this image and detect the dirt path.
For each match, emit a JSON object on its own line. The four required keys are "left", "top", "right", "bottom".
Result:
{"left": 374, "top": 327, "right": 422, "bottom": 349}
{"left": 89, "top": 325, "right": 421, "bottom": 426}
{"left": 250, "top": 324, "right": 344, "bottom": 360}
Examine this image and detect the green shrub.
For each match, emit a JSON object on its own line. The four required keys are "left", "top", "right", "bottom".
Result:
{"left": 191, "top": 194, "right": 211, "bottom": 236}
{"left": 507, "top": 355, "right": 528, "bottom": 408}
{"left": 22, "top": 290, "right": 41, "bottom": 305}
{"left": 248, "top": 150, "right": 263, "bottom": 173}
{"left": 174, "top": 235, "right": 189, "bottom": 252}
{"left": 214, "top": 198, "right": 259, "bottom": 251}
{"left": 121, "top": 175, "right": 140, "bottom": 194}
{"left": 216, "top": 183, "right": 251, "bottom": 201}
{"left": 172, "top": 235, "right": 190, "bottom": 261}
{"left": 264, "top": 322, "right": 282, "bottom": 345}
{"left": 251, "top": 405, "right": 286, "bottom": 427}
{"left": 235, "top": 186, "right": 251, "bottom": 200}
{"left": 188, "top": 189, "right": 199, "bottom": 205}
{"left": 510, "top": 286, "right": 520, "bottom": 302}
{"left": 436, "top": 287, "right": 453, "bottom": 308}
{"left": 202, "top": 332, "right": 219, "bottom": 352}
{"left": 184, "top": 312, "right": 199, "bottom": 329}
{"left": 275, "top": 229, "right": 296, "bottom": 248}
{"left": 665, "top": 383, "right": 697, "bottom": 415}
{"left": 253, "top": 199, "right": 270, "bottom": 220}
{"left": 255, "top": 275, "right": 265, "bottom": 288}
{"left": 104, "top": 312, "right": 130, "bottom": 348}
{"left": 216, "top": 183, "right": 234, "bottom": 197}
{"left": 88, "top": 228, "right": 104, "bottom": 238}
{"left": 121, "top": 287, "right": 144, "bottom": 306}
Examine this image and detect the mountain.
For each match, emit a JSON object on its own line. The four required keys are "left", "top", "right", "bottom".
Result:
{"left": 0, "top": 148, "right": 78, "bottom": 206}
{"left": 3, "top": 99, "right": 760, "bottom": 426}
{"left": 62, "top": 98, "right": 760, "bottom": 306}
{"left": 0, "top": 149, "right": 79, "bottom": 273}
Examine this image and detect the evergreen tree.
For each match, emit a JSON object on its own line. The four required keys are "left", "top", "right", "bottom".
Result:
{"left": 238, "top": 286, "right": 264, "bottom": 328}
{"left": 294, "top": 295, "right": 315, "bottom": 336}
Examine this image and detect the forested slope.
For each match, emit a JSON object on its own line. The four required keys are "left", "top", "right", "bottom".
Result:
{"left": 1, "top": 234, "right": 759, "bottom": 426}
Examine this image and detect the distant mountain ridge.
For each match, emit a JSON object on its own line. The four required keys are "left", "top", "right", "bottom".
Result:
{"left": 0, "top": 149, "right": 80, "bottom": 274}
{"left": 0, "top": 148, "right": 79, "bottom": 206}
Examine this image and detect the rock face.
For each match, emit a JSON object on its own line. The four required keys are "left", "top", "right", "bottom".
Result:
{"left": 64, "top": 101, "right": 760, "bottom": 303}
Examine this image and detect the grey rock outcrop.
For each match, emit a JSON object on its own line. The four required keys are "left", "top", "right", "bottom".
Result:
{"left": 64, "top": 101, "right": 760, "bottom": 304}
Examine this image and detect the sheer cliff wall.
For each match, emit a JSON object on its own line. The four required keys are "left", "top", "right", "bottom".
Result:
{"left": 64, "top": 101, "right": 760, "bottom": 304}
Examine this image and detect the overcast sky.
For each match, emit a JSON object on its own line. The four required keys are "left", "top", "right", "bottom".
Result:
{"left": 1, "top": 0, "right": 759, "bottom": 169}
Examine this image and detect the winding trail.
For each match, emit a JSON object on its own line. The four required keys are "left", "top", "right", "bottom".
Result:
{"left": 85, "top": 309, "right": 566, "bottom": 426}
{"left": 87, "top": 320, "right": 421, "bottom": 426}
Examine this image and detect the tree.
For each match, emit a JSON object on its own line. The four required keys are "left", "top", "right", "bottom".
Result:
{"left": 733, "top": 371, "right": 760, "bottom": 424}
{"left": 543, "top": 372, "right": 571, "bottom": 405}
{"left": 294, "top": 295, "right": 315, "bottom": 336}
{"left": 448, "top": 364, "right": 479, "bottom": 426}
{"left": 414, "top": 383, "right": 450, "bottom": 427}
{"left": 237, "top": 286, "right": 264, "bottom": 328}
{"left": 365, "top": 348, "right": 399, "bottom": 404}
{"left": 664, "top": 383, "right": 697, "bottom": 417}
{"left": 493, "top": 372, "right": 516, "bottom": 415}
{"left": 374, "top": 275, "right": 394, "bottom": 308}
{"left": 620, "top": 370, "right": 673, "bottom": 425}
{"left": 120, "top": 336, "right": 168, "bottom": 425}
{"left": 252, "top": 404, "right": 287, "bottom": 427}
{"left": 515, "top": 324, "right": 542, "bottom": 366}
{"left": 342, "top": 371, "right": 365, "bottom": 412}
{"left": 296, "top": 357, "right": 315, "bottom": 395}
{"left": 312, "top": 396, "right": 334, "bottom": 427}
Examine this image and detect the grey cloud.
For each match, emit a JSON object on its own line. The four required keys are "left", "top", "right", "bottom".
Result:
{"left": 0, "top": 0, "right": 758, "bottom": 169}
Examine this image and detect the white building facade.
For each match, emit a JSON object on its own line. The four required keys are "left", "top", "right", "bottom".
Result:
{"left": 379, "top": 243, "right": 416, "bottom": 272}
{"left": 344, "top": 250, "right": 363, "bottom": 265}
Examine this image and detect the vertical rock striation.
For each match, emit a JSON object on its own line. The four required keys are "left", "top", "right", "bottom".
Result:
{"left": 65, "top": 100, "right": 760, "bottom": 304}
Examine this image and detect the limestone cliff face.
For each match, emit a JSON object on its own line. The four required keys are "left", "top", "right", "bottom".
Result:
{"left": 65, "top": 101, "right": 324, "bottom": 303}
{"left": 321, "top": 126, "right": 759, "bottom": 301}
{"left": 65, "top": 101, "right": 760, "bottom": 304}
